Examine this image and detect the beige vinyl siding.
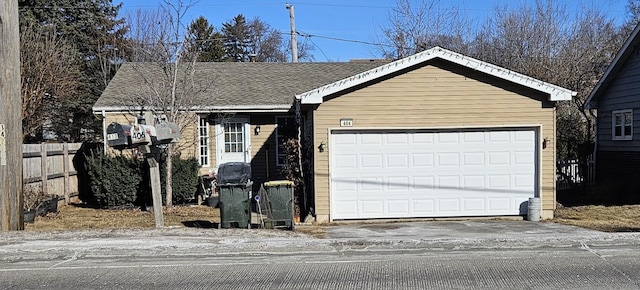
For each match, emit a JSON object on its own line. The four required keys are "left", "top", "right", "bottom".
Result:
{"left": 249, "top": 115, "right": 278, "bottom": 183}
{"left": 312, "top": 61, "right": 557, "bottom": 221}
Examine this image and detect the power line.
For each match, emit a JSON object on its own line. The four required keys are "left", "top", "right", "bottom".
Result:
{"left": 295, "top": 31, "right": 394, "bottom": 48}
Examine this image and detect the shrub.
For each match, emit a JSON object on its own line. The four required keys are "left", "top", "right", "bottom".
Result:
{"left": 84, "top": 151, "right": 142, "bottom": 208}
{"left": 168, "top": 157, "right": 200, "bottom": 205}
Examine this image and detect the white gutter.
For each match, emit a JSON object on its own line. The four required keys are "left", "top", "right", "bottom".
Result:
{"left": 93, "top": 102, "right": 293, "bottom": 114}
{"left": 92, "top": 104, "right": 293, "bottom": 114}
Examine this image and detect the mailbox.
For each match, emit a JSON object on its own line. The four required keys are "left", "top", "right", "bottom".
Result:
{"left": 130, "top": 124, "right": 156, "bottom": 146}
{"left": 154, "top": 120, "right": 180, "bottom": 144}
{"left": 106, "top": 123, "right": 132, "bottom": 149}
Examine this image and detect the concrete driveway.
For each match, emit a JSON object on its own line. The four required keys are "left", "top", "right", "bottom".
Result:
{"left": 1, "top": 219, "right": 639, "bottom": 262}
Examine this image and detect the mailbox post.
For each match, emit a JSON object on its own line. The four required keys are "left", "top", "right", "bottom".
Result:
{"left": 104, "top": 116, "right": 180, "bottom": 228}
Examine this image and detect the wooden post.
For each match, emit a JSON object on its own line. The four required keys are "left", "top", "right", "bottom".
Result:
{"left": 63, "top": 143, "right": 70, "bottom": 204}
{"left": 40, "top": 143, "right": 48, "bottom": 196}
{"left": 142, "top": 145, "right": 164, "bottom": 228}
{"left": 0, "top": 0, "right": 23, "bottom": 231}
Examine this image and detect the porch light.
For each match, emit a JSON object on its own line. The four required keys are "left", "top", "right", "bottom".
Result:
{"left": 318, "top": 142, "right": 326, "bottom": 153}
{"left": 254, "top": 125, "right": 261, "bottom": 135}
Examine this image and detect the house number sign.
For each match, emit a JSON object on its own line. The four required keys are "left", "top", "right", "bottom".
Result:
{"left": 340, "top": 118, "right": 353, "bottom": 127}
{"left": 0, "top": 124, "right": 6, "bottom": 166}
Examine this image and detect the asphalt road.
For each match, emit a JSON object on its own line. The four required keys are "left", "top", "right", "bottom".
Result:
{"left": 2, "top": 246, "right": 640, "bottom": 289}
{"left": 1, "top": 221, "right": 639, "bottom": 289}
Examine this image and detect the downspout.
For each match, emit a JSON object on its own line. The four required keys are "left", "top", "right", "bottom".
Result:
{"left": 592, "top": 114, "right": 598, "bottom": 183}
{"left": 102, "top": 110, "right": 107, "bottom": 154}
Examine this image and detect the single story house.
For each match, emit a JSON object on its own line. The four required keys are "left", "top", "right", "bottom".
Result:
{"left": 92, "top": 60, "right": 384, "bottom": 201}
{"left": 586, "top": 23, "right": 640, "bottom": 202}
{"left": 94, "top": 46, "right": 575, "bottom": 222}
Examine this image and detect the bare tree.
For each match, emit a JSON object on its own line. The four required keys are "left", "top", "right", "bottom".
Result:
{"left": 247, "top": 17, "right": 288, "bottom": 62}
{"left": 380, "top": 0, "right": 624, "bottom": 159}
{"left": 473, "top": 1, "right": 622, "bottom": 159}
{"left": 377, "top": 0, "right": 473, "bottom": 59}
{"left": 124, "top": 0, "right": 212, "bottom": 206}
{"left": 20, "top": 25, "right": 81, "bottom": 141}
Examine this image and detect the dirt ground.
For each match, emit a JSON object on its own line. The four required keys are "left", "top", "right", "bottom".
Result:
{"left": 22, "top": 201, "right": 640, "bottom": 234}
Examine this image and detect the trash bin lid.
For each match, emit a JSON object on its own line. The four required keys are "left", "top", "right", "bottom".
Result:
{"left": 264, "top": 180, "right": 294, "bottom": 186}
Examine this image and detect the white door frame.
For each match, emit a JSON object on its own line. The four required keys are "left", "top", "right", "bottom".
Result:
{"left": 215, "top": 115, "right": 251, "bottom": 167}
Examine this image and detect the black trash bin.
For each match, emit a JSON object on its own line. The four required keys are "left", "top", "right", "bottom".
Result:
{"left": 216, "top": 162, "right": 253, "bottom": 229}
{"left": 262, "top": 180, "right": 295, "bottom": 230}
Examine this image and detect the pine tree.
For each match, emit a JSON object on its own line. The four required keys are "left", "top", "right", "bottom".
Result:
{"left": 183, "top": 16, "right": 225, "bottom": 62}
{"left": 19, "top": 0, "right": 127, "bottom": 142}
{"left": 222, "top": 14, "right": 251, "bottom": 62}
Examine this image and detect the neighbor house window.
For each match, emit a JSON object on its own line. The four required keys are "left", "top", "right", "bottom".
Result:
{"left": 276, "top": 116, "right": 297, "bottom": 166}
{"left": 612, "top": 109, "right": 633, "bottom": 140}
{"left": 198, "top": 116, "right": 210, "bottom": 166}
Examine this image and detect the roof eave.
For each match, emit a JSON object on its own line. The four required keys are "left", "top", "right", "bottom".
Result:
{"left": 585, "top": 23, "right": 640, "bottom": 109}
{"left": 92, "top": 104, "right": 293, "bottom": 114}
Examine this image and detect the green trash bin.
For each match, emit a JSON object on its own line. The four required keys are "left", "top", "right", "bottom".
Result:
{"left": 217, "top": 182, "right": 252, "bottom": 229}
{"left": 263, "top": 180, "right": 295, "bottom": 230}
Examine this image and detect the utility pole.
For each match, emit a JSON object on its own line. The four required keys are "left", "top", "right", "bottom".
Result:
{"left": 286, "top": 3, "right": 298, "bottom": 62}
{"left": 0, "top": 0, "right": 24, "bottom": 231}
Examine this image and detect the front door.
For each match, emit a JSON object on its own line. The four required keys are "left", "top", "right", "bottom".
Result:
{"left": 216, "top": 116, "right": 250, "bottom": 166}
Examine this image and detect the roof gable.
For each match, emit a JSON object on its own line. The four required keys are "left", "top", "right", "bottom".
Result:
{"left": 297, "top": 46, "right": 576, "bottom": 104}
{"left": 585, "top": 23, "right": 640, "bottom": 109}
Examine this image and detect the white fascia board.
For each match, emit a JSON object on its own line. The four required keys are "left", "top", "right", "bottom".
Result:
{"left": 297, "top": 46, "right": 576, "bottom": 104}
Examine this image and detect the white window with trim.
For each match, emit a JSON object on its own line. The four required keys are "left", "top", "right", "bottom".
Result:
{"left": 198, "top": 116, "right": 210, "bottom": 166}
{"left": 612, "top": 109, "right": 633, "bottom": 140}
{"left": 276, "top": 116, "right": 297, "bottom": 166}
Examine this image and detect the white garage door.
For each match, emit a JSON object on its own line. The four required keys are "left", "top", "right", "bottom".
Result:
{"left": 330, "top": 129, "right": 537, "bottom": 220}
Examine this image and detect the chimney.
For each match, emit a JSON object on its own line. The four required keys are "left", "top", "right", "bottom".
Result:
{"left": 249, "top": 54, "right": 257, "bottom": 62}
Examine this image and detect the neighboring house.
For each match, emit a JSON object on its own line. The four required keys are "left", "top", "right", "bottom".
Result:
{"left": 586, "top": 24, "right": 640, "bottom": 202}
{"left": 296, "top": 47, "right": 574, "bottom": 222}
{"left": 94, "top": 46, "right": 575, "bottom": 222}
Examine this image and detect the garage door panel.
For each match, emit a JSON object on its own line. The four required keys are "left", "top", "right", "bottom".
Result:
{"left": 334, "top": 177, "right": 357, "bottom": 191}
{"left": 488, "top": 198, "right": 511, "bottom": 210}
{"left": 361, "top": 200, "right": 383, "bottom": 214}
{"left": 387, "top": 154, "right": 409, "bottom": 168}
{"left": 335, "top": 200, "right": 358, "bottom": 218}
{"left": 464, "top": 198, "right": 486, "bottom": 211}
{"left": 388, "top": 176, "right": 410, "bottom": 191}
{"left": 437, "top": 153, "right": 460, "bottom": 166}
{"left": 361, "top": 133, "right": 383, "bottom": 144}
{"left": 413, "top": 176, "right": 435, "bottom": 190}
{"left": 414, "top": 199, "right": 436, "bottom": 214}
{"left": 438, "top": 199, "right": 461, "bottom": 212}
{"left": 334, "top": 154, "right": 357, "bottom": 169}
{"left": 330, "top": 129, "right": 537, "bottom": 219}
{"left": 388, "top": 200, "right": 410, "bottom": 214}
{"left": 361, "top": 176, "right": 383, "bottom": 191}
{"left": 463, "top": 152, "right": 485, "bottom": 166}
{"left": 412, "top": 154, "right": 434, "bottom": 167}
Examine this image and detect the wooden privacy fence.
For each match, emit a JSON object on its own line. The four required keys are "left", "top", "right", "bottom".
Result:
{"left": 23, "top": 143, "right": 83, "bottom": 205}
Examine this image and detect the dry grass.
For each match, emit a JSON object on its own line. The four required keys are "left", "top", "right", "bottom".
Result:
{"left": 553, "top": 205, "right": 640, "bottom": 232}
{"left": 26, "top": 203, "right": 640, "bottom": 234}
{"left": 25, "top": 204, "right": 221, "bottom": 231}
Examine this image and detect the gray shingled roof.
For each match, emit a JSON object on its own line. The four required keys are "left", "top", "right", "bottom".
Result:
{"left": 93, "top": 61, "right": 385, "bottom": 111}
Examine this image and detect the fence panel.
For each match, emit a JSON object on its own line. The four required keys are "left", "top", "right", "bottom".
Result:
{"left": 557, "top": 154, "right": 595, "bottom": 191}
{"left": 22, "top": 143, "right": 82, "bottom": 205}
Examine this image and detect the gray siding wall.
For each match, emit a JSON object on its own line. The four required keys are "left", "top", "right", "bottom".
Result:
{"left": 597, "top": 49, "right": 640, "bottom": 151}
